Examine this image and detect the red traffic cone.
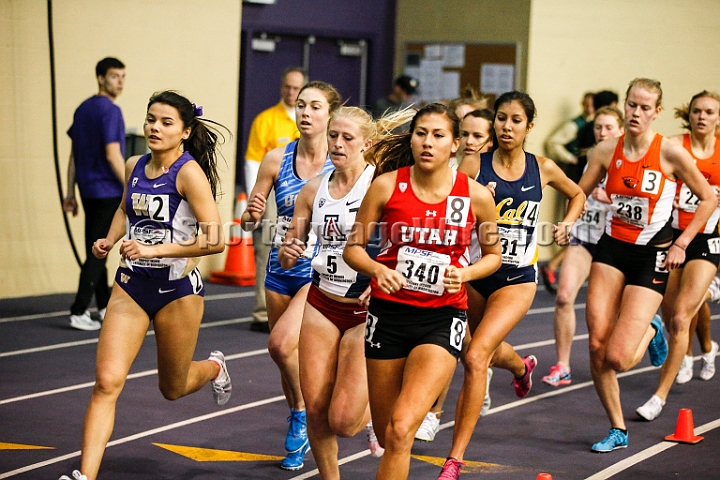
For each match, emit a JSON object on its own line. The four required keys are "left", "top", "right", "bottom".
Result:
{"left": 210, "top": 193, "right": 256, "bottom": 286}
{"left": 665, "top": 408, "right": 703, "bottom": 444}
{"left": 537, "top": 474, "right": 552, "bottom": 480}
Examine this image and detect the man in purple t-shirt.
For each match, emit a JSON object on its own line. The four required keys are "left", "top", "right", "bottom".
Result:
{"left": 62, "top": 57, "right": 126, "bottom": 330}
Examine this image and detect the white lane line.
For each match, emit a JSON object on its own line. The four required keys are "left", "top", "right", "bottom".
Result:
{"left": 290, "top": 451, "right": 372, "bottom": 479}
{"left": 0, "top": 317, "right": 252, "bottom": 358}
{"left": 0, "top": 348, "right": 268, "bottom": 406}
{"left": 0, "top": 291, "right": 253, "bottom": 324}
{"left": 0, "top": 395, "right": 286, "bottom": 479}
{"left": 283, "top": 362, "right": 681, "bottom": 479}
{"left": 585, "top": 418, "right": 720, "bottom": 480}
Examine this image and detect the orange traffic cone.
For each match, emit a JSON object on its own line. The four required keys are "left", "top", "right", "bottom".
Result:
{"left": 210, "top": 193, "right": 256, "bottom": 286}
{"left": 536, "top": 474, "right": 552, "bottom": 480}
{"left": 665, "top": 408, "right": 703, "bottom": 444}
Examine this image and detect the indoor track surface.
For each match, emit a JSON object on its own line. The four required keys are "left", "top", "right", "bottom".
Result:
{"left": 2, "top": 280, "right": 720, "bottom": 479}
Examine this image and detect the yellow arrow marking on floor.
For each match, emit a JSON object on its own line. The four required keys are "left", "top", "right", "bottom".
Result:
{"left": 0, "top": 442, "right": 55, "bottom": 450}
{"left": 411, "top": 454, "right": 525, "bottom": 474}
{"left": 153, "top": 443, "right": 284, "bottom": 462}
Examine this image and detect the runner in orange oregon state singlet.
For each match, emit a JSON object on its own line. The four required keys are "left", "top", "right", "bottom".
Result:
{"left": 604, "top": 134, "right": 676, "bottom": 245}
{"left": 672, "top": 133, "right": 720, "bottom": 234}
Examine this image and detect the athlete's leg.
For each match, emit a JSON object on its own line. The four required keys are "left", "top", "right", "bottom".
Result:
{"left": 585, "top": 262, "right": 625, "bottom": 430}
{"left": 448, "top": 282, "right": 536, "bottom": 462}
{"left": 654, "top": 261, "right": 716, "bottom": 400}
{"left": 328, "top": 322, "right": 371, "bottom": 436}
{"left": 374, "top": 344, "right": 457, "bottom": 480}
{"left": 153, "top": 294, "right": 220, "bottom": 400}
{"left": 267, "top": 284, "right": 310, "bottom": 410}
{"left": 696, "top": 302, "right": 713, "bottom": 354}
{"left": 298, "top": 302, "right": 342, "bottom": 479}
{"left": 79, "top": 285, "right": 150, "bottom": 480}
{"left": 553, "top": 245, "right": 592, "bottom": 367}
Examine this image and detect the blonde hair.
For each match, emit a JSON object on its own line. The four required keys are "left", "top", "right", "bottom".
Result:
{"left": 674, "top": 90, "right": 720, "bottom": 131}
{"left": 593, "top": 105, "right": 624, "bottom": 127}
{"left": 625, "top": 78, "right": 663, "bottom": 107}
{"left": 329, "top": 106, "right": 415, "bottom": 146}
{"left": 448, "top": 86, "right": 489, "bottom": 113}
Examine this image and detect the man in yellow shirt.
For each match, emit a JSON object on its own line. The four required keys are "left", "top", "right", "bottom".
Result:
{"left": 245, "top": 66, "right": 306, "bottom": 332}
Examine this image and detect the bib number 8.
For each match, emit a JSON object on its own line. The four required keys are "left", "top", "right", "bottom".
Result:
{"left": 449, "top": 316, "right": 466, "bottom": 351}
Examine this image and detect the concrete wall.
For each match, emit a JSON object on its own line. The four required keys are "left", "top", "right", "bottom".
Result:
{"left": 526, "top": 0, "right": 720, "bottom": 258}
{"left": 1, "top": 0, "right": 241, "bottom": 298}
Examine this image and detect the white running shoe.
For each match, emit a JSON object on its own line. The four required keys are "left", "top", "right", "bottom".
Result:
{"left": 59, "top": 471, "right": 87, "bottom": 480}
{"left": 365, "top": 421, "right": 384, "bottom": 457}
{"left": 98, "top": 308, "right": 106, "bottom": 321}
{"left": 708, "top": 277, "right": 720, "bottom": 303}
{"left": 414, "top": 411, "right": 440, "bottom": 442}
{"left": 208, "top": 351, "right": 232, "bottom": 405}
{"left": 480, "top": 368, "right": 493, "bottom": 416}
{"left": 636, "top": 395, "right": 665, "bottom": 421}
{"left": 700, "top": 341, "right": 719, "bottom": 381}
{"left": 676, "top": 355, "right": 694, "bottom": 384}
{"left": 69, "top": 311, "right": 101, "bottom": 331}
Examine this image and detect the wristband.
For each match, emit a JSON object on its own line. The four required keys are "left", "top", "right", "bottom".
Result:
{"left": 671, "top": 243, "right": 686, "bottom": 251}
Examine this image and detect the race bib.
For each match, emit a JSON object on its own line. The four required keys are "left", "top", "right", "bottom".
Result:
{"left": 312, "top": 244, "right": 357, "bottom": 284}
{"left": 396, "top": 246, "right": 450, "bottom": 296}
{"left": 611, "top": 194, "right": 649, "bottom": 228}
{"left": 678, "top": 183, "right": 702, "bottom": 212}
{"left": 655, "top": 250, "right": 669, "bottom": 274}
{"left": 272, "top": 215, "right": 292, "bottom": 248}
{"left": 129, "top": 219, "right": 172, "bottom": 268}
{"left": 498, "top": 226, "right": 528, "bottom": 266}
{"left": 708, "top": 237, "right": 720, "bottom": 255}
{"left": 449, "top": 316, "right": 467, "bottom": 351}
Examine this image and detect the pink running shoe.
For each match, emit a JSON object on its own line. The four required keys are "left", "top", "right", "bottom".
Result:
{"left": 437, "top": 458, "right": 466, "bottom": 479}
{"left": 512, "top": 355, "right": 537, "bottom": 398}
{"left": 542, "top": 363, "right": 571, "bottom": 387}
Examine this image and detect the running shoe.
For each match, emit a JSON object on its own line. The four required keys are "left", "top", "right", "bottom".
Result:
{"left": 98, "top": 308, "right": 106, "bottom": 321}
{"left": 636, "top": 395, "right": 665, "bottom": 421}
{"left": 648, "top": 315, "right": 668, "bottom": 367}
{"left": 480, "top": 368, "right": 493, "bottom": 416}
{"left": 280, "top": 441, "right": 310, "bottom": 471}
{"left": 59, "top": 471, "right": 87, "bottom": 480}
{"left": 591, "top": 428, "right": 628, "bottom": 453}
{"left": 512, "top": 355, "right": 537, "bottom": 398}
{"left": 208, "top": 351, "right": 232, "bottom": 405}
{"left": 437, "top": 458, "right": 466, "bottom": 480}
{"left": 542, "top": 363, "right": 572, "bottom": 387}
{"left": 366, "top": 420, "right": 385, "bottom": 457}
{"left": 708, "top": 276, "right": 720, "bottom": 303}
{"left": 540, "top": 265, "right": 558, "bottom": 295}
{"left": 285, "top": 409, "right": 308, "bottom": 453}
{"left": 69, "top": 311, "right": 101, "bottom": 331}
{"left": 415, "top": 412, "right": 440, "bottom": 442}
{"left": 700, "top": 341, "right": 719, "bottom": 381}
{"left": 676, "top": 355, "right": 694, "bottom": 384}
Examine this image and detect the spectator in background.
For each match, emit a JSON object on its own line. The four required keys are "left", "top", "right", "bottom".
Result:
{"left": 540, "top": 92, "right": 594, "bottom": 293}
{"left": 244, "top": 67, "right": 307, "bottom": 332}
{"left": 545, "top": 91, "right": 594, "bottom": 184}
{"left": 62, "top": 57, "right": 126, "bottom": 331}
{"left": 371, "top": 74, "right": 419, "bottom": 119}
{"left": 577, "top": 90, "right": 620, "bottom": 158}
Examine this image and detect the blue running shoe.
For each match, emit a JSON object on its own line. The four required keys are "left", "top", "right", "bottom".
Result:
{"left": 280, "top": 441, "right": 310, "bottom": 471}
{"left": 648, "top": 315, "right": 668, "bottom": 367}
{"left": 285, "top": 409, "right": 308, "bottom": 453}
{"left": 591, "top": 428, "right": 628, "bottom": 453}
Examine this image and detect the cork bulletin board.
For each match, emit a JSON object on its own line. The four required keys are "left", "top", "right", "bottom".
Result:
{"left": 404, "top": 42, "right": 517, "bottom": 104}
